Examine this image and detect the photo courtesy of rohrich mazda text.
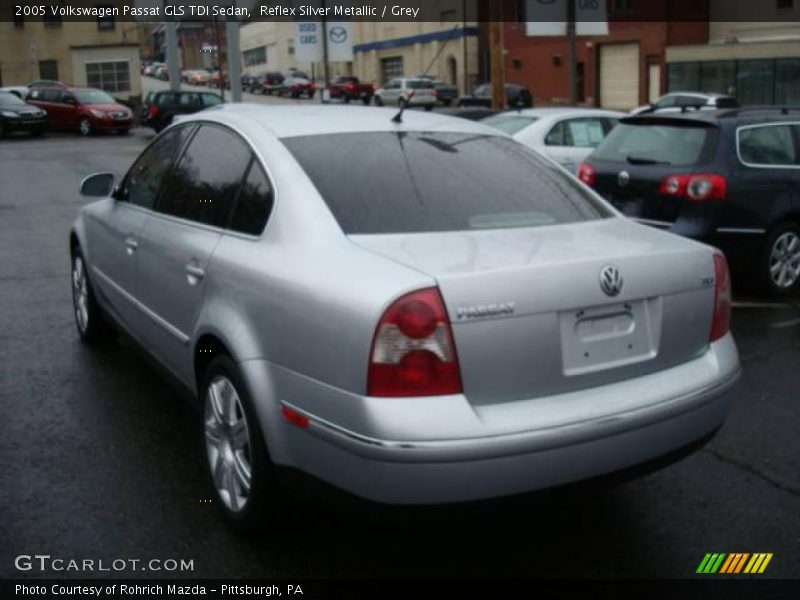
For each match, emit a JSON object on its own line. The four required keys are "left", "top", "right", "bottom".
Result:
{"left": 1, "top": 1, "right": 799, "bottom": 598}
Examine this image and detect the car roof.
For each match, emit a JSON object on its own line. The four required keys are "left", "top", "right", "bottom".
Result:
{"left": 624, "top": 106, "right": 800, "bottom": 126}
{"left": 496, "top": 107, "right": 625, "bottom": 118}
{"left": 187, "top": 104, "right": 503, "bottom": 139}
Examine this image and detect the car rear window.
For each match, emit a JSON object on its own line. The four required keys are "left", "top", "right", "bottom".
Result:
{"left": 482, "top": 114, "right": 539, "bottom": 135}
{"left": 283, "top": 132, "right": 612, "bottom": 235}
{"left": 591, "top": 121, "right": 717, "bottom": 166}
{"left": 408, "top": 80, "right": 434, "bottom": 89}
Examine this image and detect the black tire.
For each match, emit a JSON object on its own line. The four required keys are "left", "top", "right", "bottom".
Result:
{"left": 0, "top": 120, "right": 6, "bottom": 138}
{"left": 343, "top": 95, "right": 350, "bottom": 104}
{"left": 70, "top": 248, "right": 114, "bottom": 344}
{"left": 759, "top": 222, "right": 800, "bottom": 296}
{"left": 31, "top": 129, "right": 44, "bottom": 137}
{"left": 78, "top": 117, "right": 92, "bottom": 136}
{"left": 443, "top": 99, "right": 453, "bottom": 107}
{"left": 201, "top": 354, "right": 281, "bottom": 534}
{"left": 362, "top": 97, "right": 371, "bottom": 106}
{"left": 424, "top": 105, "right": 433, "bottom": 112}
{"left": 374, "top": 95, "right": 384, "bottom": 107}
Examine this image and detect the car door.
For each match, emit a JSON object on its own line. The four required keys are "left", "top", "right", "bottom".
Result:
{"left": 724, "top": 122, "right": 800, "bottom": 231}
{"left": 382, "top": 79, "right": 400, "bottom": 103}
{"left": 58, "top": 90, "right": 80, "bottom": 130}
{"left": 134, "top": 123, "right": 253, "bottom": 384}
{"left": 86, "top": 125, "right": 194, "bottom": 331}
{"left": 543, "top": 117, "right": 609, "bottom": 174}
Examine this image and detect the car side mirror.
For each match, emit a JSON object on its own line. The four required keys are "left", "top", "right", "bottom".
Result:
{"left": 80, "top": 172, "right": 115, "bottom": 197}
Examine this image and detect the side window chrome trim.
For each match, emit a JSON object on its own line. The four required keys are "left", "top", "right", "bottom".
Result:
{"left": 736, "top": 121, "right": 800, "bottom": 170}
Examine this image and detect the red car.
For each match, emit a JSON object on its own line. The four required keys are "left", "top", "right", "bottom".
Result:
{"left": 329, "top": 76, "right": 374, "bottom": 104}
{"left": 26, "top": 87, "right": 133, "bottom": 136}
{"left": 277, "top": 77, "right": 315, "bottom": 99}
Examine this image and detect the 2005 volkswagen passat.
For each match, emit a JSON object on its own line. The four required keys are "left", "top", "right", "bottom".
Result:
{"left": 70, "top": 105, "right": 740, "bottom": 529}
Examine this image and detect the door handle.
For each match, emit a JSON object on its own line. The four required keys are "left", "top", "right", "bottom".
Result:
{"left": 185, "top": 263, "right": 205, "bottom": 282}
{"left": 124, "top": 237, "right": 138, "bottom": 255}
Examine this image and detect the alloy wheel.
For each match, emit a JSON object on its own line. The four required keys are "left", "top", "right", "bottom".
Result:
{"left": 204, "top": 375, "right": 252, "bottom": 513}
{"left": 79, "top": 118, "right": 91, "bottom": 136}
{"left": 768, "top": 231, "right": 800, "bottom": 289}
{"left": 71, "top": 255, "right": 89, "bottom": 334}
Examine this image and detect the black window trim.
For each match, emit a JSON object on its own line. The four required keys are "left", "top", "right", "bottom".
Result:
{"left": 146, "top": 121, "right": 277, "bottom": 239}
{"left": 735, "top": 121, "right": 800, "bottom": 170}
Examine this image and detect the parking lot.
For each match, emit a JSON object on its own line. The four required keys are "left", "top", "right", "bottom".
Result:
{"left": 1, "top": 126, "right": 799, "bottom": 580}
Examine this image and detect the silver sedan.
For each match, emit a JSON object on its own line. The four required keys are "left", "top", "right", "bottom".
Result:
{"left": 70, "top": 105, "right": 740, "bottom": 530}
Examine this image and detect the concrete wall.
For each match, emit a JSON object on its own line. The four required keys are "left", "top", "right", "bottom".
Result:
{"left": 0, "top": 20, "right": 140, "bottom": 90}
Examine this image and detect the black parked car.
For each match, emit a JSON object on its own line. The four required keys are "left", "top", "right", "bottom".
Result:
{"left": 458, "top": 83, "right": 533, "bottom": 109}
{"left": 578, "top": 107, "right": 800, "bottom": 295}
{"left": 142, "top": 90, "right": 223, "bottom": 132}
{"left": 0, "top": 91, "right": 48, "bottom": 137}
{"left": 240, "top": 73, "right": 260, "bottom": 93}
{"left": 256, "top": 72, "right": 285, "bottom": 95}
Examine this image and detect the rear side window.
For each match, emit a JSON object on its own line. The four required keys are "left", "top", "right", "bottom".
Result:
{"left": 408, "top": 80, "right": 434, "bottom": 89}
{"left": 738, "top": 124, "right": 799, "bottom": 166}
{"left": 123, "top": 126, "right": 193, "bottom": 209}
{"left": 592, "top": 122, "right": 717, "bottom": 166}
{"left": 229, "top": 161, "right": 273, "bottom": 235}
{"left": 158, "top": 125, "right": 251, "bottom": 227}
{"left": 283, "top": 132, "right": 611, "bottom": 235}
{"left": 546, "top": 118, "right": 607, "bottom": 148}
{"left": 202, "top": 93, "right": 222, "bottom": 106}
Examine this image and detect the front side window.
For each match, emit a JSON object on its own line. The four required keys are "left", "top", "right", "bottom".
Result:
{"left": 202, "top": 93, "right": 222, "bottom": 107}
{"left": 738, "top": 124, "right": 799, "bottom": 166}
{"left": 123, "top": 126, "right": 193, "bottom": 209}
{"left": 158, "top": 125, "right": 251, "bottom": 228}
{"left": 283, "top": 132, "right": 612, "bottom": 235}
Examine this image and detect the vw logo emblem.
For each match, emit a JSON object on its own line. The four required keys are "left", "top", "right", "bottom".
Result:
{"left": 617, "top": 170, "right": 630, "bottom": 188}
{"left": 329, "top": 27, "right": 347, "bottom": 43}
{"left": 599, "top": 266, "right": 624, "bottom": 297}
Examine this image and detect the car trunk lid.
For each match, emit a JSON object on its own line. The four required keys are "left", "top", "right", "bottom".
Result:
{"left": 351, "top": 218, "right": 716, "bottom": 405}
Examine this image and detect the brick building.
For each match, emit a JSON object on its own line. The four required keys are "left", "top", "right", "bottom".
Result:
{"left": 499, "top": 0, "right": 709, "bottom": 109}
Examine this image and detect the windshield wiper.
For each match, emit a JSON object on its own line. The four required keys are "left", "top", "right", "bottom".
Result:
{"left": 626, "top": 155, "right": 671, "bottom": 165}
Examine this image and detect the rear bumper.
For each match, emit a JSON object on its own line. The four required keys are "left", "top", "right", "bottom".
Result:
{"left": 244, "top": 335, "right": 739, "bottom": 504}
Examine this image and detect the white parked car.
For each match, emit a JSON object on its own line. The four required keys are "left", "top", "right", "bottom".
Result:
{"left": 0, "top": 86, "right": 30, "bottom": 99}
{"left": 374, "top": 78, "right": 437, "bottom": 110}
{"left": 482, "top": 108, "right": 625, "bottom": 174}
{"left": 630, "top": 92, "right": 738, "bottom": 115}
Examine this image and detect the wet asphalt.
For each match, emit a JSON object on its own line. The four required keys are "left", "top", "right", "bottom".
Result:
{"left": 1, "top": 130, "right": 798, "bottom": 580}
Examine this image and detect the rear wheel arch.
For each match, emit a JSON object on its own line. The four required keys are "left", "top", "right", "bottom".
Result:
{"left": 194, "top": 334, "right": 233, "bottom": 392}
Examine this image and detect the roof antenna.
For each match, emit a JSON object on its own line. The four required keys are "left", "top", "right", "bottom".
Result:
{"left": 392, "top": 24, "right": 460, "bottom": 124}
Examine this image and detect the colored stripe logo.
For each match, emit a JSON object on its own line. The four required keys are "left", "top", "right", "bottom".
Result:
{"left": 697, "top": 553, "right": 773, "bottom": 574}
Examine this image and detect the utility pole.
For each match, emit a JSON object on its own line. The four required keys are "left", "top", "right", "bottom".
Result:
{"left": 321, "top": 0, "right": 330, "bottom": 101}
{"left": 489, "top": 2, "right": 504, "bottom": 110}
{"left": 165, "top": 21, "right": 180, "bottom": 92}
{"left": 226, "top": 20, "right": 242, "bottom": 102}
{"left": 567, "top": 0, "right": 578, "bottom": 105}
{"left": 462, "top": 0, "right": 469, "bottom": 95}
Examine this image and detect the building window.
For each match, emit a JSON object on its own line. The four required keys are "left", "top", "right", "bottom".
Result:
{"left": 612, "top": 0, "right": 634, "bottom": 12}
{"left": 43, "top": 13, "right": 62, "bottom": 27}
{"left": 380, "top": 56, "right": 404, "bottom": 84}
{"left": 668, "top": 58, "right": 800, "bottom": 106}
{"left": 39, "top": 60, "right": 59, "bottom": 81}
{"left": 97, "top": 5, "right": 115, "bottom": 30}
{"left": 86, "top": 61, "right": 130, "bottom": 93}
{"left": 243, "top": 46, "right": 267, "bottom": 67}
{"left": 776, "top": 0, "right": 794, "bottom": 10}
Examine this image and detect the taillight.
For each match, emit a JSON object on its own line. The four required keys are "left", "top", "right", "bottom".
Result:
{"left": 577, "top": 162, "right": 596, "bottom": 186}
{"left": 660, "top": 174, "right": 726, "bottom": 201}
{"left": 368, "top": 288, "right": 462, "bottom": 397}
{"left": 345, "top": 83, "right": 355, "bottom": 91}
{"left": 148, "top": 105, "right": 159, "bottom": 118}
{"left": 709, "top": 253, "right": 732, "bottom": 343}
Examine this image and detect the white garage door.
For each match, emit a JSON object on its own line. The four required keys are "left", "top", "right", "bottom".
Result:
{"left": 599, "top": 43, "right": 640, "bottom": 110}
